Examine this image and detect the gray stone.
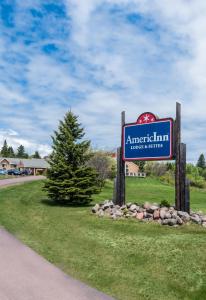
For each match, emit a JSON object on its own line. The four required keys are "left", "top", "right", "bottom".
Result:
{"left": 162, "top": 218, "right": 177, "bottom": 226}
{"left": 126, "top": 202, "right": 132, "bottom": 208}
{"left": 111, "top": 214, "right": 117, "bottom": 220}
{"left": 131, "top": 212, "right": 137, "bottom": 218}
{"left": 115, "top": 210, "right": 123, "bottom": 217}
{"left": 201, "top": 216, "right": 206, "bottom": 222}
{"left": 143, "top": 202, "right": 151, "bottom": 210}
{"left": 120, "top": 205, "right": 127, "bottom": 210}
{"left": 98, "top": 210, "right": 104, "bottom": 217}
{"left": 165, "top": 212, "right": 172, "bottom": 219}
{"left": 160, "top": 207, "right": 169, "bottom": 219}
{"left": 153, "top": 210, "right": 160, "bottom": 220}
{"left": 104, "top": 208, "right": 112, "bottom": 216}
{"left": 177, "top": 211, "right": 190, "bottom": 222}
{"left": 190, "top": 215, "right": 201, "bottom": 224}
{"left": 129, "top": 204, "right": 137, "bottom": 212}
{"left": 144, "top": 212, "right": 153, "bottom": 219}
{"left": 136, "top": 212, "right": 144, "bottom": 220}
{"left": 92, "top": 204, "right": 100, "bottom": 213}
{"left": 171, "top": 211, "right": 178, "bottom": 219}
{"left": 147, "top": 205, "right": 159, "bottom": 213}
{"left": 135, "top": 206, "right": 140, "bottom": 212}
{"left": 168, "top": 219, "right": 177, "bottom": 226}
{"left": 161, "top": 219, "right": 169, "bottom": 225}
{"left": 103, "top": 203, "right": 110, "bottom": 210}
{"left": 176, "top": 216, "right": 183, "bottom": 225}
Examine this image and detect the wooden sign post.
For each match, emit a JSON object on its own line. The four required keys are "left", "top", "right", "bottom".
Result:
{"left": 114, "top": 102, "right": 190, "bottom": 213}
{"left": 175, "top": 102, "right": 190, "bottom": 212}
{"left": 114, "top": 111, "right": 126, "bottom": 206}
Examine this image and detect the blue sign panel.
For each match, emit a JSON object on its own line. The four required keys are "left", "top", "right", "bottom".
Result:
{"left": 123, "top": 119, "right": 173, "bottom": 161}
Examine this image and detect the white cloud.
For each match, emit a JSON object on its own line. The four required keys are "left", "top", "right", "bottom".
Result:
{"left": 1, "top": 0, "right": 206, "bottom": 163}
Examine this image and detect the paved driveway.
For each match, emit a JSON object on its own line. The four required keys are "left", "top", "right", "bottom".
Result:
{"left": 0, "top": 175, "right": 46, "bottom": 187}
{"left": 0, "top": 228, "right": 115, "bottom": 300}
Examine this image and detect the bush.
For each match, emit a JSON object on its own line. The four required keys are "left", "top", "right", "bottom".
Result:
{"left": 87, "top": 151, "right": 116, "bottom": 188}
{"left": 187, "top": 174, "right": 206, "bottom": 189}
{"left": 145, "top": 162, "right": 167, "bottom": 177}
{"left": 160, "top": 170, "right": 175, "bottom": 185}
{"left": 160, "top": 199, "right": 170, "bottom": 207}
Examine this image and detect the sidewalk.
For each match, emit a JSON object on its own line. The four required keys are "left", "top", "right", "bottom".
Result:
{"left": 0, "top": 228, "right": 115, "bottom": 300}
{"left": 0, "top": 175, "right": 46, "bottom": 187}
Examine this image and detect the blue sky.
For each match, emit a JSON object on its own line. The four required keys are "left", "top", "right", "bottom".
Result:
{"left": 0, "top": 0, "right": 206, "bottom": 162}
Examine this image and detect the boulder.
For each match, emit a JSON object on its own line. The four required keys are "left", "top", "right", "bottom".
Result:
{"left": 162, "top": 218, "right": 177, "bottom": 226}
{"left": 115, "top": 210, "right": 123, "bottom": 217}
{"left": 144, "top": 212, "right": 153, "bottom": 219}
{"left": 147, "top": 205, "right": 159, "bottom": 213}
{"left": 171, "top": 212, "right": 178, "bottom": 219}
{"left": 201, "top": 216, "right": 206, "bottom": 222}
{"left": 126, "top": 202, "right": 132, "bottom": 208}
{"left": 177, "top": 211, "right": 190, "bottom": 222}
{"left": 168, "top": 219, "right": 177, "bottom": 226}
{"left": 190, "top": 215, "right": 201, "bottom": 224}
{"left": 104, "top": 208, "right": 112, "bottom": 216}
{"left": 120, "top": 205, "right": 127, "bottom": 210}
{"left": 160, "top": 207, "right": 169, "bottom": 219}
{"left": 176, "top": 216, "right": 183, "bottom": 225}
{"left": 129, "top": 204, "right": 137, "bottom": 212}
{"left": 143, "top": 202, "right": 151, "bottom": 210}
{"left": 162, "top": 219, "right": 169, "bottom": 225}
{"left": 92, "top": 204, "right": 100, "bottom": 213}
{"left": 165, "top": 212, "right": 172, "bottom": 219}
{"left": 153, "top": 209, "right": 160, "bottom": 220}
{"left": 136, "top": 212, "right": 144, "bottom": 220}
{"left": 98, "top": 210, "right": 104, "bottom": 217}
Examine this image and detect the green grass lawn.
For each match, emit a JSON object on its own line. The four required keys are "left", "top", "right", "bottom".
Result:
{"left": 0, "top": 178, "right": 206, "bottom": 300}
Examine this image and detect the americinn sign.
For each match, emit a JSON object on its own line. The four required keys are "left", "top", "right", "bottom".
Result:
{"left": 114, "top": 103, "right": 190, "bottom": 214}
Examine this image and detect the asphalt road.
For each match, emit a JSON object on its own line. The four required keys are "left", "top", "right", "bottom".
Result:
{"left": 0, "top": 180, "right": 115, "bottom": 300}
{"left": 0, "top": 175, "right": 46, "bottom": 187}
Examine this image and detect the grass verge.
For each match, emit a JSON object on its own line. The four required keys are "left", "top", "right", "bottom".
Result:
{"left": 0, "top": 178, "right": 206, "bottom": 300}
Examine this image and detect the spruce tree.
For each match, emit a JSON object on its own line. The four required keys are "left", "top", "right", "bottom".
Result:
{"left": 32, "top": 151, "right": 41, "bottom": 159}
{"left": 8, "top": 146, "right": 15, "bottom": 158}
{"left": 44, "top": 111, "right": 99, "bottom": 204}
{"left": 16, "top": 145, "right": 29, "bottom": 158}
{"left": 197, "top": 154, "right": 206, "bottom": 169}
{"left": 1, "top": 140, "right": 9, "bottom": 157}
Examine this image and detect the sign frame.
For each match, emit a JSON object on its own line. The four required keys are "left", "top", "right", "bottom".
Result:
{"left": 122, "top": 115, "right": 174, "bottom": 162}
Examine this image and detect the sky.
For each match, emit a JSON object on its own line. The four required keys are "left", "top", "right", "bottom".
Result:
{"left": 0, "top": 0, "right": 206, "bottom": 162}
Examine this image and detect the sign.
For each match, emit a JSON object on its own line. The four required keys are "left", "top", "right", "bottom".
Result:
{"left": 123, "top": 112, "right": 173, "bottom": 161}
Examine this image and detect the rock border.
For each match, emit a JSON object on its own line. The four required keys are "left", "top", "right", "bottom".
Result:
{"left": 92, "top": 201, "right": 206, "bottom": 227}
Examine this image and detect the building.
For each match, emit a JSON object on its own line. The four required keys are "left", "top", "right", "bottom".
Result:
{"left": 109, "top": 153, "right": 146, "bottom": 177}
{"left": 0, "top": 158, "right": 49, "bottom": 175}
{"left": 125, "top": 161, "right": 146, "bottom": 177}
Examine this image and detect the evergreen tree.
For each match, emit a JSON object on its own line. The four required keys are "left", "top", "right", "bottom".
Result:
{"left": 16, "top": 145, "right": 29, "bottom": 158}
{"left": 32, "top": 151, "right": 41, "bottom": 159}
{"left": 44, "top": 111, "right": 99, "bottom": 204}
{"left": 197, "top": 154, "right": 206, "bottom": 169}
{"left": 1, "top": 140, "right": 9, "bottom": 157}
{"left": 8, "top": 146, "right": 15, "bottom": 158}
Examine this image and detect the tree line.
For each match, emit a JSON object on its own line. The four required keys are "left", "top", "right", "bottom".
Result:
{"left": 0, "top": 140, "right": 41, "bottom": 159}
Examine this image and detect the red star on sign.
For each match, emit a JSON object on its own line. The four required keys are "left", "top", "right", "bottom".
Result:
{"left": 137, "top": 112, "right": 157, "bottom": 124}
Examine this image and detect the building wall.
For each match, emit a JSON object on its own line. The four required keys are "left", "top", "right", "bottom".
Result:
{"left": 0, "top": 159, "right": 12, "bottom": 170}
{"left": 125, "top": 162, "right": 139, "bottom": 176}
